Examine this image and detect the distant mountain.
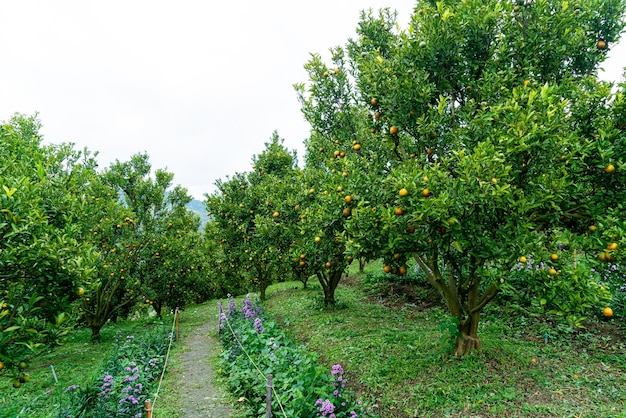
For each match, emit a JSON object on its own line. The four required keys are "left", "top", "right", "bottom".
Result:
{"left": 186, "top": 199, "right": 210, "bottom": 227}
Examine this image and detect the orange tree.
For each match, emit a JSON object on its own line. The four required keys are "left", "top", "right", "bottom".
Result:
{"left": 294, "top": 54, "right": 363, "bottom": 305}
{"left": 102, "top": 154, "right": 207, "bottom": 317}
{"left": 297, "top": 1, "right": 626, "bottom": 355}
{"left": 1, "top": 114, "right": 97, "bottom": 374}
{"left": 205, "top": 132, "right": 301, "bottom": 301}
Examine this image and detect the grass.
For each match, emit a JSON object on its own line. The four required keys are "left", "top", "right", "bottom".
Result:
{"left": 0, "top": 314, "right": 174, "bottom": 417}
{"left": 262, "top": 264, "right": 626, "bottom": 417}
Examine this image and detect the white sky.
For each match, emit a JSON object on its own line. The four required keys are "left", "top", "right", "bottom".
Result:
{"left": 1, "top": 1, "right": 625, "bottom": 200}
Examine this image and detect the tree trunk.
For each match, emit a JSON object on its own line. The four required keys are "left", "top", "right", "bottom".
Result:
{"left": 454, "top": 311, "right": 481, "bottom": 357}
{"left": 317, "top": 270, "right": 342, "bottom": 306}
{"left": 90, "top": 323, "right": 104, "bottom": 341}
{"left": 359, "top": 258, "right": 366, "bottom": 273}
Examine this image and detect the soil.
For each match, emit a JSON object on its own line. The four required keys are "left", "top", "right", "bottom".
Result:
{"left": 176, "top": 319, "right": 232, "bottom": 417}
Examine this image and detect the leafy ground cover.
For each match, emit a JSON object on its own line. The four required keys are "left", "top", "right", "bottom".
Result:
{"left": 262, "top": 266, "right": 626, "bottom": 417}
{"left": 0, "top": 314, "right": 173, "bottom": 417}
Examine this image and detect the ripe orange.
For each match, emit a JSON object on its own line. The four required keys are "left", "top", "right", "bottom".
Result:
{"left": 371, "top": 98, "right": 378, "bottom": 106}
{"left": 589, "top": 225, "right": 597, "bottom": 232}
{"left": 326, "top": 262, "right": 332, "bottom": 268}
{"left": 299, "top": 260, "right": 305, "bottom": 267}
{"left": 410, "top": 153, "right": 416, "bottom": 159}
{"left": 398, "top": 266, "right": 407, "bottom": 275}
{"left": 394, "top": 207, "right": 404, "bottom": 216}
{"left": 426, "top": 148, "right": 433, "bottom": 155}
{"left": 340, "top": 152, "right": 346, "bottom": 157}
{"left": 422, "top": 188, "right": 430, "bottom": 197}
{"left": 345, "top": 195, "right": 353, "bottom": 204}
{"left": 548, "top": 268, "right": 557, "bottom": 275}
{"left": 334, "top": 150, "right": 340, "bottom": 157}
{"left": 374, "top": 112, "right": 381, "bottom": 119}
{"left": 0, "top": 361, "right": 4, "bottom": 371}
{"left": 607, "top": 242, "right": 618, "bottom": 251}
{"left": 605, "top": 164, "right": 615, "bottom": 173}
{"left": 76, "top": 287, "right": 85, "bottom": 297}
{"left": 383, "top": 265, "right": 391, "bottom": 273}
{"left": 399, "top": 188, "right": 408, "bottom": 197}
{"left": 273, "top": 211, "right": 279, "bottom": 218}
{"left": 390, "top": 126, "right": 399, "bottom": 135}
{"left": 523, "top": 79, "right": 530, "bottom": 87}
{"left": 300, "top": 254, "right": 306, "bottom": 259}
{"left": 550, "top": 253, "right": 558, "bottom": 261}
{"left": 353, "top": 143, "right": 361, "bottom": 151}
{"left": 314, "top": 236, "right": 321, "bottom": 243}
{"left": 597, "top": 40, "right": 606, "bottom": 49}
{"left": 603, "top": 307, "right": 613, "bottom": 317}
{"left": 337, "top": 186, "right": 343, "bottom": 192}
{"left": 343, "top": 208, "right": 352, "bottom": 217}
{"left": 519, "top": 256, "right": 527, "bottom": 263}
{"left": 393, "top": 253, "right": 400, "bottom": 260}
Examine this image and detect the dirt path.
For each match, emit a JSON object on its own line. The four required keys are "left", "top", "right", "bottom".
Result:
{"left": 176, "top": 318, "right": 232, "bottom": 417}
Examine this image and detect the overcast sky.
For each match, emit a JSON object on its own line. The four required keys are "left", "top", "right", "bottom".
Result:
{"left": 1, "top": 1, "right": 625, "bottom": 200}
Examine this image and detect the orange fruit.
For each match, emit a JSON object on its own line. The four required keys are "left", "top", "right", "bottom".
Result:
{"left": 599, "top": 252, "right": 608, "bottom": 262}
{"left": 394, "top": 207, "right": 404, "bottom": 216}
{"left": 597, "top": 40, "right": 606, "bottom": 49}
{"left": 390, "top": 126, "right": 399, "bottom": 135}
{"left": 550, "top": 253, "right": 558, "bottom": 261}
{"left": 299, "top": 261, "right": 305, "bottom": 267}
{"left": 383, "top": 265, "right": 391, "bottom": 273}
{"left": 314, "top": 236, "right": 321, "bottom": 243}
{"left": 325, "top": 262, "right": 332, "bottom": 268}
{"left": 603, "top": 307, "right": 613, "bottom": 317}
{"left": 399, "top": 188, "right": 408, "bottom": 197}
{"left": 589, "top": 225, "right": 597, "bottom": 232}
{"left": 343, "top": 208, "right": 352, "bottom": 217}
{"left": 353, "top": 143, "right": 361, "bottom": 151}
{"left": 334, "top": 150, "right": 340, "bottom": 157}
{"left": 519, "top": 256, "right": 527, "bottom": 263}
{"left": 605, "top": 164, "right": 615, "bottom": 173}
{"left": 393, "top": 253, "right": 400, "bottom": 260}
{"left": 398, "top": 266, "right": 407, "bottom": 275}
{"left": 273, "top": 211, "right": 279, "bottom": 218}
{"left": 548, "top": 268, "right": 557, "bottom": 275}
{"left": 300, "top": 254, "right": 306, "bottom": 259}
{"left": 371, "top": 98, "right": 378, "bottom": 106}
{"left": 76, "top": 288, "right": 85, "bottom": 297}
{"left": 426, "top": 148, "right": 433, "bottom": 155}
{"left": 422, "top": 188, "right": 430, "bottom": 197}
{"left": 0, "top": 361, "right": 4, "bottom": 371}
{"left": 345, "top": 195, "right": 353, "bottom": 204}
{"left": 607, "top": 242, "right": 618, "bottom": 251}
{"left": 523, "top": 79, "right": 530, "bottom": 87}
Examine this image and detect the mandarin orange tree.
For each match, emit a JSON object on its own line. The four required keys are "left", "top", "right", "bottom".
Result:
{"left": 1, "top": 114, "right": 98, "bottom": 373}
{"left": 297, "top": 0, "right": 626, "bottom": 355}
{"left": 205, "top": 132, "right": 301, "bottom": 300}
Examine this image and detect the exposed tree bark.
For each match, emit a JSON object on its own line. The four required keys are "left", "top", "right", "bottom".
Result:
{"left": 316, "top": 269, "right": 343, "bottom": 305}
{"left": 413, "top": 252, "right": 499, "bottom": 356}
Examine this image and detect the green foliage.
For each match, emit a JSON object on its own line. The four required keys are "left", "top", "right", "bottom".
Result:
{"left": 1, "top": 114, "right": 98, "bottom": 373}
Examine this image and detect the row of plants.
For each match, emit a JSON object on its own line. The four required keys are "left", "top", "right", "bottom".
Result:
{"left": 218, "top": 294, "right": 379, "bottom": 417}
{"left": 57, "top": 322, "right": 172, "bottom": 417}
{"left": 205, "top": 0, "right": 626, "bottom": 358}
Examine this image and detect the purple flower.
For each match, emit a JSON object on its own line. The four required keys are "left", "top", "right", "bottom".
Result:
{"left": 254, "top": 317, "right": 264, "bottom": 333}
{"left": 331, "top": 364, "right": 344, "bottom": 376}
{"left": 318, "top": 399, "right": 335, "bottom": 416}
